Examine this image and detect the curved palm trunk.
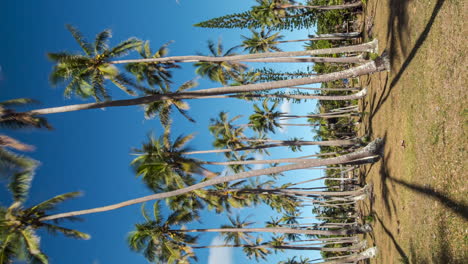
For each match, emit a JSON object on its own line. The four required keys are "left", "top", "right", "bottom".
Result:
{"left": 287, "top": 86, "right": 361, "bottom": 91}
{"left": 279, "top": 2, "right": 362, "bottom": 10}
{"left": 173, "top": 226, "right": 369, "bottom": 236}
{"left": 278, "top": 33, "right": 361, "bottom": 43}
{"left": 306, "top": 32, "right": 361, "bottom": 41}
{"left": 39, "top": 139, "right": 382, "bottom": 221}
{"left": 238, "top": 56, "right": 367, "bottom": 64}
{"left": 110, "top": 40, "right": 377, "bottom": 64}
{"left": 229, "top": 187, "right": 369, "bottom": 198}
{"left": 192, "top": 242, "right": 359, "bottom": 252}
{"left": 24, "top": 54, "right": 388, "bottom": 116}
{"left": 182, "top": 143, "right": 342, "bottom": 156}
{"left": 239, "top": 138, "right": 359, "bottom": 145}
{"left": 200, "top": 88, "right": 367, "bottom": 101}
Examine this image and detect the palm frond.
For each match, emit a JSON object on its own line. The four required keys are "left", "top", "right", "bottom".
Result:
{"left": 8, "top": 170, "right": 34, "bottom": 203}
{"left": 107, "top": 38, "right": 142, "bottom": 58}
{"left": 42, "top": 223, "right": 90, "bottom": 240}
{"left": 27, "top": 191, "right": 82, "bottom": 214}
{"left": 20, "top": 228, "right": 47, "bottom": 263}
{"left": 94, "top": 29, "right": 112, "bottom": 53}
{"left": 0, "top": 148, "right": 38, "bottom": 174}
{"left": 65, "top": 24, "right": 93, "bottom": 56}
{"left": 0, "top": 98, "right": 39, "bottom": 107}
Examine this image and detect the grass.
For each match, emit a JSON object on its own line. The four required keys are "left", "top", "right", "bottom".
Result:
{"left": 356, "top": 0, "right": 467, "bottom": 263}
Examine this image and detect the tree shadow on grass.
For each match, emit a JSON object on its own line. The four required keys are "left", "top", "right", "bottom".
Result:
{"left": 387, "top": 176, "right": 468, "bottom": 221}
{"left": 374, "top": 213, "right": 409, "bottom": 261}
{"left": 366, "top": 0, "right": 448, "bottom": 119}
{"left": 406, "top": 218, "right": 464, "bottom": 264}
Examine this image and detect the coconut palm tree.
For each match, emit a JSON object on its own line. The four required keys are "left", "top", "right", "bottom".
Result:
{"left": 240, "top": 29, "right": 363, "bottom": 55}
{"left": 127, "top": 202, "right": 198, "bottom": 264}
{"left": 249, "top": 99, "right": 282, "bottom": 134}
{"left": 131, "top": 133, "right": 208, "bottom": 192}
{"left": 48, "top": 25, "right": 142, "bottom": 101}
{"left": 0, "top": 98, "right": 51, "bottom": 130}
{"left": 0, "top": 171, "right": 89, "bottom": 264}
{"left": 241, "top": 29, "right": 284, "bottom": 53}
{"left": 125, "top": 41, "right": 180, "bottom": 89}
{"left": 143, "top": 80, "right": 197, "bottom": 126}
{"left": 39, "top": 138, "right": 383, "bottom": 222}
{"left": 194, "top": 39, "right": 247, "bottom": 85}
{"left": 24, "top": 52, "right": 387, "bottom": 119}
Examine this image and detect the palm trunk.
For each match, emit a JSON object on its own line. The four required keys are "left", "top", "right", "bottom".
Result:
{"left": 315, "top": 247, "right": 378, "bottom": 264}
{"left": 23, "top": 54, "right": 388, "bottom": 116}
{"left": 110, "top": 40, "right": 377, "bottom": 64}
{"left": 307, "top": 32, "right": 361, "bottom": 41}
{"left": 39, "top": 139, "right": 382, "bottom": 221}
{"left": 287, "top": 86, "right": 361, "bottom": 91}
{"left": 182, "top": 143, "right": 342, "bottom": 156}
{"left": 191, "top": 242, "right": 358, "bottom": 251}
{"left": 280, "top": 2, "right": 362, "bottom": 10}
{"left": 202, "top": 88, "right": 367, "bottom": 101}
{"left": 241, "top": 55, "right": 366, "bottom": 64}
{"left": 173, "top": 226, "right": 368, "bottom": 236}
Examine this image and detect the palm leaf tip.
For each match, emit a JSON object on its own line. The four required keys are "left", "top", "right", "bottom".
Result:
{"left": 8, "top": 170, "right": 34, "bottom": 202}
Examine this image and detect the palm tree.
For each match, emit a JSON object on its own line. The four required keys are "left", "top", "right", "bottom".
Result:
{"left": 249, "top": 99, "right": 282, "bottom": 134}
{"left": 0, "top": 98, "right": 51, "bottom": 130}
{"left": 131, "top": 133, "right": 208, "bottom": 192}
{"left": 0, "top": 135, "right": 37, "bottom": 179}
{"left": 241, "top": 29, "right": 363, "bottom": 55}
{"left": 39, "top": 138, "right": 383, "bottom": 221}
{"left": 241, "top": 29, "right": 284, "bottom": 53}
{"left": 124, "top": 41, "right": 180, "bottom": 89}
{"left": 0, "top": 172, "right": 89, "bottom": 264}
{"left": 194, "top": 38, "right": 247, "bottom": 85}
{"left": 143, "top": 80, "right": 197, "bottom": 126}
{"left": 110, "top": 39, "right": 379, "bottom": 64}
{"left": 48, "top": 25, "right": 142, "bottom": 101}
{"left": 127, "top": 202, "right": 198, "bottom": 264}
{"left": 25, "top": 53, "right": 387, "bottom": 117}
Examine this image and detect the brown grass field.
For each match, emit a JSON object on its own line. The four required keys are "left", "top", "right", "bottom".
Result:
{"left": 356, "top": 0, "right": 467, "bottom": 263}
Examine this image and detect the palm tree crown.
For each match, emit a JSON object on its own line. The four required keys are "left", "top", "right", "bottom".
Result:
{"left": 0, "top": 171, "right": 89, "bottom": 264}
{"left": 124, "top": 41, "right": 180, "bottom": 89}
{"left": 48, "top": 25, "right": 143, "bottom": 101}
{"left": 241, "top": 29, "right": 284, "bottom": 53}
{"left": 194, "top": 38, "right": 247, "bottom": 85}
{"left": 248, "top": 99, "right": 283, "bottom": 134}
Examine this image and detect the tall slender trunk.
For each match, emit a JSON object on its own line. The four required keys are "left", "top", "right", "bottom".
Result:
{"left": 307, "top": 32, "right": 361, "bottom": 41}
{"left": 287, "top": 86, "right": 361, "bottom": 91}
{"left": 195, "top": 88, "right": 367, "bottom": 101}
{"left": 242, "top": 55, "right": 366, "bottom": 64}
{"left": 315, "top": 247, "right": 378, "bottom": 264}
{"left": 173, "top": 226, "right": 368, "bottom": 236}
{"left": 182, "top": 142, "right": 344, "bottom": 156}
{"left": 110, "top": 40, "right": 377, "bottom": 64}
{"left": 280, "top": 2, "right": 362, "bottom": 11}
{"left": 278, "top": 33, "right": 361, "bottom": 43}
{"left": 39, "top": 139, "right": 382, "bottom": 221}
{"left": 191, "top": 242, "right": 359, "bottom": 251}
{"left": 23, "top": 54, "right": 388, "bottom": 116}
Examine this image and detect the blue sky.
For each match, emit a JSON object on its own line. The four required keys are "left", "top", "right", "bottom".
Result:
{"left": 0, "top": 0, "right": 328, "bottom": 263}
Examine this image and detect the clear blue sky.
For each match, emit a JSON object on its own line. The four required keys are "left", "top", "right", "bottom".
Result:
{"left": 0, "top": 0, "right": 326, "bottom": 263}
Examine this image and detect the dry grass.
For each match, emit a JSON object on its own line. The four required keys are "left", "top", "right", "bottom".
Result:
{"left": 356, "top": 0, "right": 467, "bottom": 263}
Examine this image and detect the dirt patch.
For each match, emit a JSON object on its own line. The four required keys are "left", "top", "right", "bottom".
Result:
{"left": 357, "top": 0, "right": 467, "bottom": 263}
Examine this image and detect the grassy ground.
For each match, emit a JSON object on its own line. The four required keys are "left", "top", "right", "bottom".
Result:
{"left": 357, "top": 0, "right": 467, "bottom": 263}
